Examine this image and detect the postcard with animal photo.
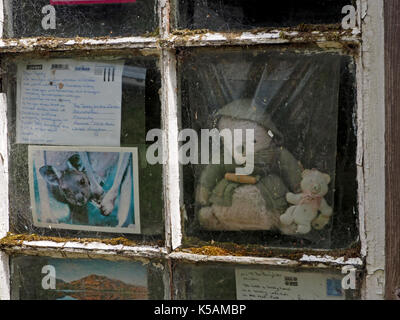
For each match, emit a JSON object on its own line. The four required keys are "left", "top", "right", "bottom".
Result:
{"left": 28, "top": 146, "right": 141, "bottom": 234}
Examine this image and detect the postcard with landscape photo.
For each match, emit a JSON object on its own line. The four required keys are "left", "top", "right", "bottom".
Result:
{"left": 49, "top": 259, "right": 148, "bottom": 300}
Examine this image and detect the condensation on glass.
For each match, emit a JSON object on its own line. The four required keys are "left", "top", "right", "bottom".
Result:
{"left": 175, "top": 0, "right": 356, "bottom": 32}
{"left": 179, "top": 46, "right": 358, "bottom": 249}
{"left": 10, "top": 255, "right": 166, "bottom": 300}
{"left": 4, "top": 0, "right": 158, "bottom": 38}
{"left": 173, "top": 262, "right": 360, "bottom": 300}
{"left": 5, "top": 52, "right": 164, "bottom": 242}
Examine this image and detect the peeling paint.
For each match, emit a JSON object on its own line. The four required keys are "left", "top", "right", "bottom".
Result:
{"left": 358, "top": 0, "right": 386, "bottom": 300}
{"left": 300, "top": 254, "right": 363, "bottom": 266}
{"left": 179, "top": 238, "right": 362, "bottom": 263}
{"left": 0, "top": 232, "right": 164, "bottom": 248}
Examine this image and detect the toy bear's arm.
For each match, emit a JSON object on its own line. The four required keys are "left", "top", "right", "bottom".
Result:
{"left": 286, "top": 192, "right": 302, "bottom": 205}
{"left": 278, "top": 148, "right": 303, "bottom": 193}
{"left": 196, "top": 164, "right": 227, "bottom": 205}
{"left": 312, "top": 198, "right": 333, "bottom": 230}
{"left": 319, "top": 198, "right": 333, "bottom": 217}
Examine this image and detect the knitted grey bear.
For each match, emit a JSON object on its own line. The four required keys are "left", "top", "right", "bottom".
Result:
{"left": 195, "top": 99, "right": 304, "bottom": 235}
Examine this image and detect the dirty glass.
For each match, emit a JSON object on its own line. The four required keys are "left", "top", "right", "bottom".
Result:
{"left": 6, "top": 52, "right": 164, "bottom": 243}
{"left": 4, "top": 0, "right": 158, "bottom": 38}
{"left": 175, "top": 0, "right": 355, "bottom": 32}
{"left": 179, "top": 46, "right": 358, "bottom": 250}
{"left": 10, "top": 255, "right": 166, "bottom": 300}
{"left": 173, "top": 263, "right": 361, "bottom": 300}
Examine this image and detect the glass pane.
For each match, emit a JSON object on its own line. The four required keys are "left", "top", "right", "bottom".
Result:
{"left": 5, "top": 0, "right": 158, "bottom": 38}
{"left": 175, "top": 0, "right": 355, "bottom": 32}
{"left": 179, "top": 46, "right": 358, "bottom": 250}
{"left": 6, "top": 52, "right": 164, "bottom": 242}
{"left": 173, "top": 263, "right": 361, "bottom": 300}
{"left": 11, "top": 255, "right": 166, "bottom": 300}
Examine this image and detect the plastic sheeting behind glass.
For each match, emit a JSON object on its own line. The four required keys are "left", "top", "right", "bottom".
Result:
{"left": 179, "top": 47, "right": 358, "bottom": 249}
{"left": 175, "top": 0, "right": 355, "bottom": 32}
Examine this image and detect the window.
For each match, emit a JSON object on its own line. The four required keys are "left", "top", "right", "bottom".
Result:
{"left": 5, "top": 0, "right": 158, "bottom": 38}
{"left": 179, "top": 47, "right": 358, "bottom": 249}
{"left": 0, "top": 0, "right": 387, "bottom": 300}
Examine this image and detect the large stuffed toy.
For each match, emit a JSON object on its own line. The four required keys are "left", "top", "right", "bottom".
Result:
{"left": 196, "top": 99, "right": 304, "bottom": 234}
{"left": 280, "top": 169, "right": 333, "bottom": 234}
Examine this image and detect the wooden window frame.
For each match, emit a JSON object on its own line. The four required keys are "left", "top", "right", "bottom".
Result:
{"left": 0, "top": 0, "right": 389, "bottom": 300}
{"left": 384, "top": 0, "right": 400, "bottom": 301}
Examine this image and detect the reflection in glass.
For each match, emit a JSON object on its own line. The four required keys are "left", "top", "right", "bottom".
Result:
{"left": 6, "top": 0, "right": 158, "bottom": 38}
{"left": 176, "top": 0, "right": 354, "bottom": 32}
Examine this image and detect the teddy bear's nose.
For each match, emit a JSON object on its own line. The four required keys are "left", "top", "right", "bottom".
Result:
{"left": 312, "top": 185, "right": 321, "bottom": 193}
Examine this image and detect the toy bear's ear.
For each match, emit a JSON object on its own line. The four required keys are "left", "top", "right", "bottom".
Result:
{"left": 302, "top": 169, "right": 312, "bottom": 178}
{"left": 323, "top": 173, "right": 331, "bottom": 184}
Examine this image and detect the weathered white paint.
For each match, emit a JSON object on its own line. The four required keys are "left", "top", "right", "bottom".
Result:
{"left": 0, "top": 32, "right": 360, "bottom": 54}
{"left": 168, "top": 252, "right": 364, "bottom": 269}
{"left": 168, "top": 29, "right": 360, "bottom": 48}
{"left": 358, "top": 0, "right": 386, "bottom": 299}
{"left": 1, "top": 240, "right": 167, "bottom": 260}
{"left": 0, "top": 94, "right": 8, "bottom": 240}
{"left": 169, "top": 252, "right": 298, "bottom": 266}
{"left": 161, "top": 49, "right": 182, "bottom": 251}
{"left": 300, "top": 254, "right": 363, "bottom": 267}
{"left": 159, "top": 0, "right": 181, "bottom": 251}
{"left": 0, "top": 252, "right": 9, "bottom": 300}
{"left": 0, "top": 93, "right": 9, "bottom": 300}
{"left": 159, "top": 0, "right": 169, "bottom": 38}
{"left": 0, "top": 1, "right": 4, "bottom": 38}
{"left": 0, "top": 240, "right": 363, "bottom": 269}
{"left": 0, "top": 36, "right": 159, "bottom": 53}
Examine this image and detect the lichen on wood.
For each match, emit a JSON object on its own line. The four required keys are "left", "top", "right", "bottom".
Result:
{"left": 0, "top": 232, "right": 164, "bottom": 248}
{"left": 180, "top": 236, "right": 362, "bottom": 263}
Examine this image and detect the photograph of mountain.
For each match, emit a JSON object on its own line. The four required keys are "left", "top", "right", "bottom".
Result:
{"left": 10, "top": 256, "right": 166, "bottom": 300}
{"left": 47, "top": 258, "right": 149, "bottom": 300}
{"left": 54, "top": 274, "right": 148, "bottom": 300}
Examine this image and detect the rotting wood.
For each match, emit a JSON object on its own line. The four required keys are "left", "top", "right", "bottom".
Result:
{"left": 0, "top": 232, "right": 164, "bottom": 248}
{"left": 0, "top": 233, "right": 364, "bottom": 269}
{"left": 0, "top": 238, "right": 363, "bottom": 270}
{"left": 168, "top": 252, "right": 363, "bottom": 269}
{"left": 0, "top": 27, "right": 361, "bottom": 54}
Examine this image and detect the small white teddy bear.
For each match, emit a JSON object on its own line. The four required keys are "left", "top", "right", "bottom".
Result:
{"left": 279, "top": 169, "right": 333, "bottom": 234}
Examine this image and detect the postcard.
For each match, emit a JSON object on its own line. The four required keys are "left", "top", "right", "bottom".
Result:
{"left": 50, "top": 259, "right": 148, "bottom": 300}
{"left": 12, "top": 257, "right": 148, "bottom": 300}
{"left": 16, "top": 59, "right": 124, "bottom": 146}
{"left": 235, "top": 268, "right": 345, "bottom": 300}
{"left": 28, "top": 145, "right": 141, "bottom": 234}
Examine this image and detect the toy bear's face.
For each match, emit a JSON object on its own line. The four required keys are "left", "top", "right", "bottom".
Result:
{"left": 300, "top": 169, "right": 331, "bottom": 197}
{"left": 218, "top": 116, "right": 273, "bottom": 165}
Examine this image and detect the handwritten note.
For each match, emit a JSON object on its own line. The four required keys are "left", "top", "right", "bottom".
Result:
{"left": 17, "top": 59, "right": 124, "bottom": 146}
{"left": 235, "top": 268, "right": 345, "bottom": 300}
